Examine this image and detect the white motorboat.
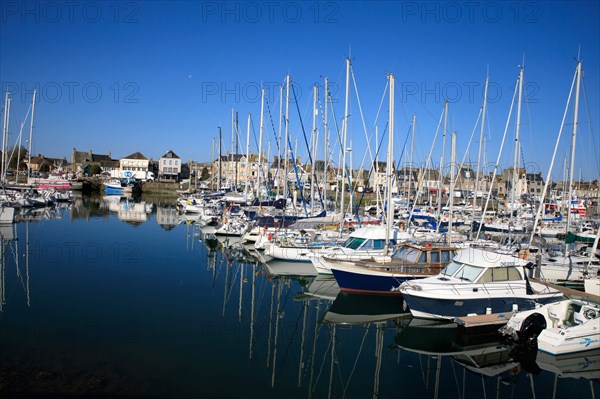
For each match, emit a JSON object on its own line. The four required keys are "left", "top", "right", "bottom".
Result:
{"left": 309, "top": 226, "right": 410, "bottom": 274}
{"left": 538, "top": 251, "right": 600, "bottom": 287}
{"left": 263, "top": 229, "right": 342, "bottom": 262}
{"left": 399, "top": 247, "right": 563, "bottom": 320}
{"left": 500, "top": 298, "right": 600, "bottom": 356}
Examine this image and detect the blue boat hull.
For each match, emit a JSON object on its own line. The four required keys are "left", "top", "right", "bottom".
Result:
{"left": 402, "top": 292, "right": 560, "bottom": 319}
{"left": 332, "top": 267, "right": 423, "bottom": 295}
{"left": 104, "top": 187, "right": 124, "bottom": 195}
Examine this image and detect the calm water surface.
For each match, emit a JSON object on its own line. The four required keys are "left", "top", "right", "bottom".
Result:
{"left": 0, "top": 195, "right": 598, "bottom": 398}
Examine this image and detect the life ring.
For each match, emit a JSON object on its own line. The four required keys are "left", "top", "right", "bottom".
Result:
{"left": 518, "top": 249, "right": 530, "bottom": 260}
{"left": 584, "top": 308, "right": 598, "bottom": 320}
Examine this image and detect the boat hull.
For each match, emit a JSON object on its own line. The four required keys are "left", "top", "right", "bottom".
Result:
{"left": 403, "top": 292, "right": 561, "bottom": 320}
{"left": 537, "top": 319, "right": 600, "bottom": 356}
{"left": 331, "top": 265, "right": 428, "bottom": 295}
{"left": 104, "top": 187, "right": 124, "bottom": 195}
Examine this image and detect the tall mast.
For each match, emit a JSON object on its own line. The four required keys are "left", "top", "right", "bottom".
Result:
{"left": 375, "top": 126, "right": 380, "bottom": 213}
{"left": 511, "top": 67, "right": 525, "bottom": 215}
{"left": 528, "top": 60, "right": 579, "bottom": 246}
{"left": 211, "top": 137, "right": 215, "bottom": 190}
{"left": 340, "top": 57, "right": 351, "bottom": 233}
{"left": 323, "top": 77, "right": 329, "bottom": 211}
{"left": 266, "top": 141, "right": 270, "bottom": 196}
{"left": 448, "top": 132, "right": 456, "bottom": 244}
{"left": 258, "top": 88, "right": 265, "bottom": 200}
{"left": 245, "top": 113, "right": 251, "bottom": 198}
{"left": 436, "top": 100, "right": 448, "bottom": 232}
{"left": 474, "top": 75, "right": 488, "bottom": 214}
{"left": 277, "top": 85, "right": 283, "bottom": 197}
{"left": 218, "top": 127, "right": 222, "bottom": 190}
{"left": 235, "top": 111, "right": 239, "bottom": 191}
{"left": 385, "top": 73, "right": 395, "bottom": 255}
{"left": 283, "top": 75, "right": 291, "bottom": 198}
{"left": 409, "top": 114, "right": 416, "bottom": 202}
{"left": 1, "top": 92, "right": 10, "bottom": 183}
{"left": 26, "top": 89, "right": 36, "bottom": 184}
{"left": 230, "top": 108, "right": 235, "bottom": 189}
{"left": 565, "top": 60, "right": 582, "bottom": 255}
{"left": 194, "top": 158, "right": 197, "bottom": 191}
{"left": 311, "top": 84, "right": 318, "bottom": 215}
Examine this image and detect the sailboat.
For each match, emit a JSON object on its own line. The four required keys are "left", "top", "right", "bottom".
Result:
{"left": 528, "top": 59, "right": 600, "bottom": 287}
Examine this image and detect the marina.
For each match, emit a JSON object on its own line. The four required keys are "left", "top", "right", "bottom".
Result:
{"left": 1, "top": 2, "right": 599, "bottom": 397}
{"left": 0, "top": 194, "right": 598, "bottom": 397}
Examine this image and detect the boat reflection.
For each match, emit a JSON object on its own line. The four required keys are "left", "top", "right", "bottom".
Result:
{"left": 323, "top": 292, "right": 410, "bottom": 325}
{"left": 393, "top": 316, "right": 600, "bottom": 399}
{"left": 537, "top": 350, "right": 600, "bottom": 381}
{"left": 0, "top": 223, "right": 30, "bottom": 312}
{"left": 536, "top": 351, "right": 600, "bottom": 399}
{"left": 102, "top": 195, "right": 153, "bottom": 224}
{"left": 296, "top": 274, "right": 339, "bottom": 302}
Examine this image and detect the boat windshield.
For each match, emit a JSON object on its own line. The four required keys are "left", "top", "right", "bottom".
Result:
{"left": 343, "top": 237, "right": 366, "bottom": 250}
{"left": 393, "top": 247, "right": 421, "bottom": 262}
{"left": 393, "top": 246, "right": 409, "bottom": 259}
{"left": 441, "top": 261, "right": 462, "bottom": 276}
{"left": 453, "top": 265, "right": 485, "bottom": 282}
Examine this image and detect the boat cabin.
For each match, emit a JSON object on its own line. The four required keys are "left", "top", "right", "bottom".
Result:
{"left": 393, "top": 244, "right": 457, "bottom": 265}
{"left": 340, "top": 226, "right": 399, "bottom": 251}
{"left": 437, "top": 250, "right": 527, "bottom": 284}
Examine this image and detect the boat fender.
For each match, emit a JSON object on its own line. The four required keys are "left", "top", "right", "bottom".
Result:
{"left": 267, "top": 233, "right": 273, "bottom": 241}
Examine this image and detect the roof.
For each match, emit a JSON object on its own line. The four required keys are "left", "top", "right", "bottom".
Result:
{"left": 73, "top": 149, "right": 112, "bottom": 164}
{"left": 92, "top": 154, "right": 112, "bottom": 163}
{"left": 349, "top": 226, "right": 400, "bottom": 240}
{"left": 29, "top": 156, "right": 65, "bottom": 164}
{"left": 219, "top": 154, "right": 244, "bottom": 162}
{"left": 161, "top": 150, "right": 180, "bottom": 159}
{"left": 29, "top": 156, "right": 45, "bottom": 164}
{"left": 453, "top": 248, "right": 528, "bottom": 268}
{"left": 123, "top": 152, "right": 148, "bottom": 160}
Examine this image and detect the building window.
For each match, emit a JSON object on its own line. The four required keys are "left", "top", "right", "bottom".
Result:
{"left": 163, "top": 160, "right": 166, "bottom": 165}
{"left": 175, "top": 160, "right": 178, "bottom": 165}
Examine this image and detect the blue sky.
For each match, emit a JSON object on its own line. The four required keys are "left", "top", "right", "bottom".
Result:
{"left": 1, "top": 1, "right": 599, "bottom": 180}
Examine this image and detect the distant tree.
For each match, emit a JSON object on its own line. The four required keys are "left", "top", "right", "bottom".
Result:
{"left": 201, "top": 167, "right": 209, "bottom": 181}
{"left": 89, "top": 164, "right": 102, "bottom": 175}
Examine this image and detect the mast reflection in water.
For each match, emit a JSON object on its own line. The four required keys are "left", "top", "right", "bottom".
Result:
{"left": 0, "top": 195, "right": 597, "bottom": 398}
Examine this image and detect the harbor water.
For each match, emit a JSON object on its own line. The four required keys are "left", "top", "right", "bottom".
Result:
{"left": 0, "top": 195, "right": 598, "bottom": 398}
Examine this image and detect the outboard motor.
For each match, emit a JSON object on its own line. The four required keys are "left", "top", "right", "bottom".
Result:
{"left": 517, "top": 312, "right": 547, "bottom": 343}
